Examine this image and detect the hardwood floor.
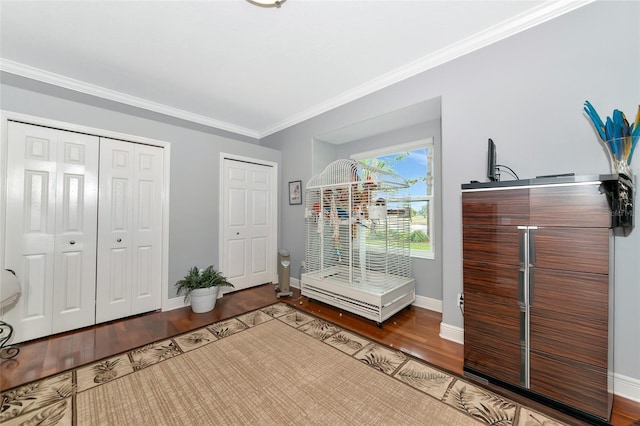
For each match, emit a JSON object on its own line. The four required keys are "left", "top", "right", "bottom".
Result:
{"left": 2, "top": 284, "right": 639, "bottom": 425}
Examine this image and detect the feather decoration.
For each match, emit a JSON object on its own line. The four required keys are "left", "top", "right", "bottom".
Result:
{"left": 584, "top": 101, "right": 607, "bottom": 140}
{"left": 585, "top": 101, "right": 639, "bottom": 170}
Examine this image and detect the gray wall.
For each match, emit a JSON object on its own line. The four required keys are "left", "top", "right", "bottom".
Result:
{"left": 262, "top": 1, "right": 640, "bottom": 383}
{"left": 0, "top": 76, "right": 281, "bottom": 299}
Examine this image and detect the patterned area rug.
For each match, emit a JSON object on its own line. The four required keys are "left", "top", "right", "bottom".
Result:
{"left": 0, "top": 303, "right": 568, "bottom": 425}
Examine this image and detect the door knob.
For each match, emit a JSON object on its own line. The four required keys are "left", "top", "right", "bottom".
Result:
{"left": 70, "top": 240, "right": 76, "bottom": 245}
{"left": 117, "top": 238, "right": 122, "bottom": 243}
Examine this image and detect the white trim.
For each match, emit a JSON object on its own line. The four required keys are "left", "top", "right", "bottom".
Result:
{"left": 218, "top": 153, "right": 279, "bottom": 286}
{"left": 0, "top": 1, "right": 594, "bottom": 139}
{"left": 462, "top": 181, "right": 602, "bottom": 192}
{"left": 0, "top": 110, "right": 172, "bottom": 317}
{"left": 439, "top": 321, "right": 464, "bottom": 345}
{"left": 258, "top": 0, "right": 595, "bottom": 137}
{"left": 0, "top": 59, "right": 259, "bottom": 139}
{"left": 350, "top": 138, "right": 434, "bottom": 161}
{"left": 614, "top": 372, "right": 640, "bottom": 402}
{"left": 413, "top": 294, "right": 442, "bottom": 313}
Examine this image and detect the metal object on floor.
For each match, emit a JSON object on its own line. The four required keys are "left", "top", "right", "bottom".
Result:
{"left": 276, "top": 248, "right": 292, "bottom": 297}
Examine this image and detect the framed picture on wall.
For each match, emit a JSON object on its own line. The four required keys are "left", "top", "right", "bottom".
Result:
{"left": 289, "top": 180, "right": 302, "bottom": 205}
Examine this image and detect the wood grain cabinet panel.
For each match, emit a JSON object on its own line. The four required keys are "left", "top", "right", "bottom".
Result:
{"left": 530, "top": 184, "right": 611, "bottom": 227}
{"left": 532, "top": 227, "right": 610, "bottom": 275}
{"left": 462, "top": 189, "right": 529, "bottom": 226}
{"left": 530, "top": 351, "right": 609, "bottom": 419}
{"left": 463, "top": 226, "right": 521, "bottom": 266}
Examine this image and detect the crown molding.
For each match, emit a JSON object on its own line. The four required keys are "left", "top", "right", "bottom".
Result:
{"left": 258, "top": 0, "right": 595, "bottom": 138}
{"left": 0, "top": 59, "right": 260, "bottom": 139}
{"left": 0, "top": 0, "right": 594, "bottom": 140}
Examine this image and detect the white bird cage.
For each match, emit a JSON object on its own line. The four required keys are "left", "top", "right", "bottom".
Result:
{"left": 301, "top": 159, "right": 415, "bottom": 325}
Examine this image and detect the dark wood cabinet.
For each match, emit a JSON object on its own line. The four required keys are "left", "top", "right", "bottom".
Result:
{"left": 462, "top": 177, "right": 632, "bottom": 423}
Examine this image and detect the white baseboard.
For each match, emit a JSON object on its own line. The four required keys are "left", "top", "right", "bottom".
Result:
{"left": 413, "top": 295, "right": 442, "bottom": 313}
{"left": 439, "top": 321, "right": 464, "bottom": 345}
{"left": 614, "top": 372, "right": 640, "bottom": 402}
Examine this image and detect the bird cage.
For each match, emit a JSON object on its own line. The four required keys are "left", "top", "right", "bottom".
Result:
{"left": 301, "top": 159, "right": 415, "bottom": 325}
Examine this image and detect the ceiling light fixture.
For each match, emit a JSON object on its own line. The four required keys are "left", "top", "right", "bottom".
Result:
{"left": 247, "top": 0, "right": 286, "bottom": 8}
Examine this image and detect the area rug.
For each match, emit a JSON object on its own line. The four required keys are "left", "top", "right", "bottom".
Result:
{"left": 0, "top": 303, "right": 568, "bottom": 425}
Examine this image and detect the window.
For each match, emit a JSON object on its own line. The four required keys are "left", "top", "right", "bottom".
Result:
{"left": 352, "top": 138, "right": 435, "bottom": 259}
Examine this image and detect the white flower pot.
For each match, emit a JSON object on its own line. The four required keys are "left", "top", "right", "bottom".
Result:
{"left": 189, "top": 286, "right": 219, "bottom": 313}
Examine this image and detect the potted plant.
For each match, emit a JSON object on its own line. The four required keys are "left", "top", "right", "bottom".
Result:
{"left": 175, "top": 265, "right": 234, "bottom": 313}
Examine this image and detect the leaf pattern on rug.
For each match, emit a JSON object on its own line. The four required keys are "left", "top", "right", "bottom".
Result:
{"left": 130, "top": 341, "right": 181, "bottom": 371}
{"left": 281, "top": 312, "right": 313, "bottom": 327}
{"left": 19, "top": 399, "right": 67, "bottom": 426}
{"left": 328, "top": 333, "right": 364, "bottom": 351}
{"left": 0, "top": 373, "right": 73, "bottom": 421}
{"left": 449, "top": 384, "right": 515, "bottom": 425}
{"left": 261, "top": 303, "right": 294, "bottom": 318}
{"left": 92, "top": 358, "right": 122, "bottom": 383}
{"left": 180, "top": 331, "right": 211, "bottom": 346}
{"left": 397, "top": 367, "right": 451, "bottom": 388}
{"left": 238, "top": 310, "right": 272, "bottom": 327}
{"left": 360, "top": 351, "right": 402, "bottom": 374}
{"left": 208, "top": 319, "right": 248, "bottom": 338}
{"left": 300, "top": 319, "right": 341, "bottom": 340}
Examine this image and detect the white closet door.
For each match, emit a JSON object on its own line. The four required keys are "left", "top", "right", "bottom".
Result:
{"left": 96, "top": 138, "right": 163, "bottom": 323}
{"left": 4, "top": 122, "right": 98, "bottom": 342}
{"left": 222, "top": 158, "right": 274, "bottom": 291}
{"left": 130, "top": 143, "right": 163, "bottom": 315}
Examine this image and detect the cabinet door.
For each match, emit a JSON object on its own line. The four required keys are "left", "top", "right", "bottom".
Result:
{"left": 462, "top": 189, "right": 529, "bottom": 226}
{"left": 96, "top": 139, "right": 163, "bottom": 323}
{"left": 529, "top": 227, "right": 610, "bottom": 417}
{"left": 4, "top": 122, "right": 98, "bottom": 342}
{"left": 463, "top": 259, "right": 522, "bottom": 386}
{"left": 530, "top": 184, "right": 610, "bottom": 227}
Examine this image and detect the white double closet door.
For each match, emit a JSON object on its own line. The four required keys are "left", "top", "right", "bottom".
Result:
{"left": 4, "top": 122, "right": 163, "bottom": 343}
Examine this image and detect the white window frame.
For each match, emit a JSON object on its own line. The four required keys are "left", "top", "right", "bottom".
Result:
{"left": 351, "top": 138, "right": 435, "bottom": 260}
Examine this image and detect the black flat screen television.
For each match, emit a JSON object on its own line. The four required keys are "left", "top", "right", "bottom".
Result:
{"left": 487, "top": 138, "right": 498, "bottom": 181}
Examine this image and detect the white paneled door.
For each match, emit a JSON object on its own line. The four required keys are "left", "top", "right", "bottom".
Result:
{"left": 4, "top": 122, "right": 99, "bottom": 342}
{"left": 222, "top": 158, "right": 276, "bottom": 291}
{"left": 96, "top": 138, "right": 163, "bottom": 323}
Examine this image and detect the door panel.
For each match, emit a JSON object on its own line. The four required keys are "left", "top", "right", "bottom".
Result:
{"left": 222, "top": 158, "right": 275, "bottom": 291}
{"left": 97, "top": 139, "right": 134, "bottom": 322}
{"left": 4, "top": 122, "right": 98, "bottom": 342}
{"left": 96, "top": 139, "right": 163, "bottom": 322}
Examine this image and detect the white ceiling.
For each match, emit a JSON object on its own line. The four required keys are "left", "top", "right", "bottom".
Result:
{"left": 0, "top": 1, "right": 593, "bottom": 139}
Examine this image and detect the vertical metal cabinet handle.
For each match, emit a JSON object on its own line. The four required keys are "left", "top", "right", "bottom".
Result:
{"left": 528, "top": 228, "right": 536, "bottom": 265}
{"left": 518, "top": 268, "right": 525, "bottom": 305}
{"left": 529, "top": 268, "right": 535, "bottom": 306}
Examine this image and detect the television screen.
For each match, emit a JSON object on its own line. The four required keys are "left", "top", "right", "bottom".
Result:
{"left": 487, "top": 138, "right": 498, "bottom": 181}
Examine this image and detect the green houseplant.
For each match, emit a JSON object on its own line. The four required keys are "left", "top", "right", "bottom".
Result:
{"left": 175, "top": 266, "right": 234, "bottom": 313}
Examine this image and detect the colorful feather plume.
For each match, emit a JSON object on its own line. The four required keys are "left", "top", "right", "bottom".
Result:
{"left": 584, "top": 100, "right": 639, "bottom": 166}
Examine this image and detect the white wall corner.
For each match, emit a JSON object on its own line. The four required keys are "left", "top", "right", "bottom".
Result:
{"left": 439, "top": 321, "right": 464, "bottom": 345}
{"left": 413, "top": 295, "right": 442, "bottom": 313}
{"left": 614, "top": 372, "right": 640, "bottom": 402}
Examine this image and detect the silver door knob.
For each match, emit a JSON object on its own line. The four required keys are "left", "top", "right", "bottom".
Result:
{"left": 116, "top": 238, "right": 122, "bottom": 243}
{"left": 70, "top": 240, "right": 76, "bottom": 245}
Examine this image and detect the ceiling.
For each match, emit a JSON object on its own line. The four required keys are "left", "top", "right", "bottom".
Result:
{"left": 0, "top": 1, "right": 593, "bottom": 140}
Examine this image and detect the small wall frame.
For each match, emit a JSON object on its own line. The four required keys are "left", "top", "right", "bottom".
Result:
{"left": 289, "top": 180, "right": 302, "bottom": 205}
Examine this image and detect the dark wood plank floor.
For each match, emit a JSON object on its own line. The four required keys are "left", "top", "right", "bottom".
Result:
{"left": 2, "top": 284, "right": 638, "bottom": 425}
